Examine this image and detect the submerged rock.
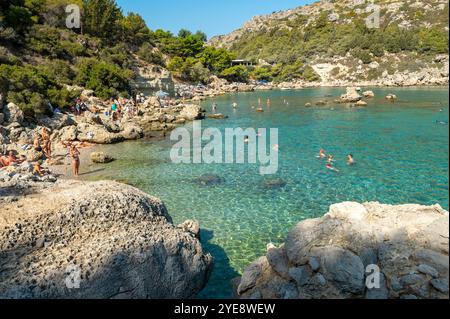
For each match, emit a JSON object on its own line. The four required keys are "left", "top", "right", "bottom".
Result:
{"left": 355, "top": 100, "right": 368, "bottom": 107}
{"left": 262, "top": 178, "right": 287, "bottom": 189}
{"left": 0, "top": 180, "right": 213, "bottom": 299}
{"left": 236, "top": 202, "right": 449, "bottom": 299}
{"left": 207, "top": 113, "right": 228, "bottom": 119}
{"left": 195, "top": 174, "right": 225, "bottom": 186}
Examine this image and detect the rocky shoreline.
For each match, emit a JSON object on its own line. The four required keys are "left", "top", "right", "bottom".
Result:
{"left": 233, "top": 202, "right": 449, "bottom": 300}
{"left": 0, "top": 178, "right": 212, "bottom": 299}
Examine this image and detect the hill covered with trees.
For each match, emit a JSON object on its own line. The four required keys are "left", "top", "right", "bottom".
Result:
{"left": 0, "top": 0, "right": 239, "bottom": 118}
{"left": 210, "top": 0, "right": 449, "bottom": 84}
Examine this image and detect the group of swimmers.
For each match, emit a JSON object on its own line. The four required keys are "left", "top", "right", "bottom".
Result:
{"left": 318, "top": 149, "right": 355, "bottom": 172}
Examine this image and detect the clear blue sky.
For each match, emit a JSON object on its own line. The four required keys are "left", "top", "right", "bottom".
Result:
{"left": 116, "top": 0, "right": 315, "bottom": 38}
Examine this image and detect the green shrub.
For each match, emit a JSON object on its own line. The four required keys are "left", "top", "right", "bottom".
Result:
{"left": 352, "top": 49, "right": 372, "bottom": 64}
{"left": 74, "top": 58, "right": 133, "bottom": 99}
{"left": 137, "top": 43, "right": 165, "bottom": 66}
{"left": 220, "top": 65, "right": 249, "bottom": 83}
{"left": 0, "top": 63, "right": 77, "bottom": 116}
{"left": 251, "top": 65, "right": 274, "bottom": 81}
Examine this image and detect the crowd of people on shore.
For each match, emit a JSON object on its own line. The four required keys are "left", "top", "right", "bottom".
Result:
{"left": 68, "top": 96, "right": 140, "bottom": 122}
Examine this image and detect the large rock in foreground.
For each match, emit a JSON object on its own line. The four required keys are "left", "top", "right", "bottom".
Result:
{"left": 236, "top": 202, "right": 449, "bottom": 299}
{"left": 0, "top": 180, "right": 213, "bottom": 299}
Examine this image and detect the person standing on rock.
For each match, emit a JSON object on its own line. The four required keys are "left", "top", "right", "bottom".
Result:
{"left": 69, "top": 144, "right": 80, "bottom": 177}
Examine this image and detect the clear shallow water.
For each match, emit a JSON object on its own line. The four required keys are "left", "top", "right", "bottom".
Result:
{"left": 83, "top": 87, "right": 449, "bottom": 298}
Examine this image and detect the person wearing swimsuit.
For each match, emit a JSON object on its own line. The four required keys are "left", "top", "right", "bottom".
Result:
{"left": 70, "top": 144, "right": 80, "bottom": 177}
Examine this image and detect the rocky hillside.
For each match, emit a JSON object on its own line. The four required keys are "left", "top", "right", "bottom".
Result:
{"left": 0, "top": 180, "right": 213, "bottom": 299}
{"left": 210, "top": 0, "right": 449, "bottom": 85}
{"left": 234, "top": 202, "right": 449, "bottom": 299}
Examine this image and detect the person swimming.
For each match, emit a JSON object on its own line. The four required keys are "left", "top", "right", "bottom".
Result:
{"left": 318, "top": 149, "right": 326, "bottom": 159}
{"left": 347, "top": 154, "right": 355, "bottom": 165}
{"left": 327, "top": 155, "right": 335, "bottom": 164}
{"left": 326, "top": 163, "right": 339, "bottom": 172}
{"left": 232, "top": 102, "right": 238, "bottom": 108}
{"left": 244, "top": 136, "right": 250, "bottom": 144}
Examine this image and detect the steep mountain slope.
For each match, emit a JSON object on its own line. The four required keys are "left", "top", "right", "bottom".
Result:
{"left": 210, "top": 0, "right": 449, "bottom": 85}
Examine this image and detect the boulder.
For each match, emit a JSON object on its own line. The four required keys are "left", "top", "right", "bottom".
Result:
{"left": 77, "top": 123, "right": 124, "bottom": 144}
{"left": 53, "top": 125, "right": 78, "bottom": 142}
{"left": 120, "top": 123, "right": 144, "bottom": 140}
{"left": 177, "top": 220, "right": 201, "bottom": 239}
{"left": 315, "top": 100, "right": 327, "bottom": 106}
{"left": 90, "top": 152, "right": 115, "bottom": 164}
{"left": 179, "top": 104, "right": 205, "bottom": 121}
{"left": 363, "top": 91, "right": 375, "bottom": 98}
{"left": 340, "top": 87, "right": 362, "bottom": 103}
{"left": 38, "top": 113, "right": 75, "bottom": 130}
{"left": 3, "top": 103, "right": 24, "bottom": 124}
{"left": 237, "top": 202, "right": 449, "bottom": 299}
{"left": 0, "top": 180, "right": 213, "bottom": 299}
{"left": 355, "top": 100, "right": 368, "bottom": 107}
{"left": 386, "top": 94, "right": 398, "bottom": 100}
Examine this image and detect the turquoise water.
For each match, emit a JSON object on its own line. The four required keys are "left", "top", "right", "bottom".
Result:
{"left": 84, "top": 87, "right": 449, "bottom": 298}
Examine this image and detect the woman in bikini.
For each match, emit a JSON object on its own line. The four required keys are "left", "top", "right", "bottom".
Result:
{"left": 69, "top": 144, "right": 80, "bottom": 177}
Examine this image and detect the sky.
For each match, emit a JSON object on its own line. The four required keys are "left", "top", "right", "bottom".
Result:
{"left": 116, "top": 0, "right": 315, "bottom": 39}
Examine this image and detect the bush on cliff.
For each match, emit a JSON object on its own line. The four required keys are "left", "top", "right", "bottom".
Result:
{"left": 74, "top": 58, "right": 133, "bottom": 99}
{"left": 0, "top": 63, "right": 79, "bottom": 117}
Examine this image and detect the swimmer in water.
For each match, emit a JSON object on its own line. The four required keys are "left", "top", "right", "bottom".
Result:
{"left": 327, "top": 155, "right": 335, "bottom": 164}
{"left": 347, "top": 154, "right": 355, "bottom": 165}
{"left": 232, "top": 102, "right": 238, "bottom": 108}
{"left": 326, "top": 163, "right": 340, "bottom": 172}
{"left": 318, "top": 149, "right": 326, "bottom": 159}
{"left": 244, "top": 136, "right": 250, "bottom": 144}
